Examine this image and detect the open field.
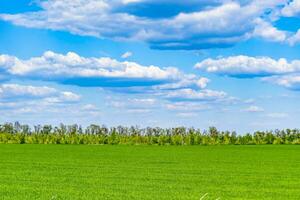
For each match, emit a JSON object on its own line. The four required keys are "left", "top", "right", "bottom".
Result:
{"left": 0, "top": 145, "right": 299, "bottom": 200}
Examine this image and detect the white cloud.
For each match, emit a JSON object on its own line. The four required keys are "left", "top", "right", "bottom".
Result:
{"left": 121, "top": 51, "right": 133, "bottom": 59}
{"left": 195, "top": 55, "right": 300, "bottom": 77}
{"left": 154, "top": 76, "right": 210, "bottom": 90}
{"left": 281, "top": 0, "right": 300, "bottom": 17}
{"left": 165, "top": 88, "right": 227, "bottom": 101}
{"left": 0, "top": 51, "right": 213, "bottom": 94}
{"left": 0, "top": 84, "right": 57, "bottom": 98}
{"left": 287, "top": 29, "right": 300, "bottom": 45}
{"left": 105, "top": 87, "right": 231, "bottom": 116}
{"left": 0, "top": 0, "right": 288, "bottom": 49}
{"left": 0, "top": 51, "right": 196, "bottom": 87}
{"left": 1, "top": 51, "right": 180, "bottom": 80}
{"left": 243, "top": 105, "right": 264, "bottom": 112}
{"left": 0, "top": 83, "right": 86, "bottom": 123}
{"left": 195, "top": 55, "right": 300, "bottom": 90}
{"left": 61, "top": 92, "right": 81, "bottom": 101}
{"left": 196, "top": 77, "right": 210, "bottom": 89}
{"left": 44, "top": 92, "right": 81, "bottom": 103}
{"left": 263, "top": 75, "right": 300, "bottom": 90}
{"left": 0, "top": 83, "right": 80, "bottom": 103}
{"left": 253, "top": 19, "right": 287, "bottom": 42}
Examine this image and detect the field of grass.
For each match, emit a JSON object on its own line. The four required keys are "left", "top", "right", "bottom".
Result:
{"left": 0, "top": 145, "right": 299, "bottom": 200}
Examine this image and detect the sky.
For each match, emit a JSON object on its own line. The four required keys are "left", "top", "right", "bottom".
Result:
{"left": 1, "top": 0, "right": 300, "bottom": 133}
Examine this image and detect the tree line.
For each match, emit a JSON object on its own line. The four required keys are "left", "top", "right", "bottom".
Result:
{"left": 0, "top": 122, "right": 300, "bottom": 145}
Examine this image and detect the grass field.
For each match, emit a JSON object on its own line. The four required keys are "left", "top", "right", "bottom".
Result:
{"left": 0, "top": 145, "right": 299, "bottom": 200}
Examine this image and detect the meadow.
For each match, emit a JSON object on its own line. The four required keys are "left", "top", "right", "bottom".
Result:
{"left": 0, "top": 145, "right": 299, "bottom": 200}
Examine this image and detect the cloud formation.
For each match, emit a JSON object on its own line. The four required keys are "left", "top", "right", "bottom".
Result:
{"left": 253, "top": 19, "right": 288, "bottom": 42}
{"left": 263, "top": 75, "right": 300, "bottom": 90}
{"left": 0, "top": 51, "right": 195, "bottom": 87}
{"left": 195, "top": 54, "right": 300, "bottom": 91}
{"left": 0, "top": 84, "right": 56, "bottom": 99}
{"left": 281, "top": 0, "right": 300, "bottom": 17}
{"left": 0, "top": 83, "right": 82, "bottom": 120}
{"left": 0, "top": 0, "right": 293, "bottom": 50}
{"left": 0, "top": 83, "right": 80, "bottom": 102}
{"left": 165, "top": 89, "right": 227, "bottom": 102}
{"left": 0, "top": 52, "right": 232, "bottom": 108}
{"left": 0, "top": 83, "right": 104, "bottom": 121}
{"left": 195, "top": 55, "right": 300, "bottom": 77}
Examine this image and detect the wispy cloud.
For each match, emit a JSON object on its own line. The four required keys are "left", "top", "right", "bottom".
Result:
{"left": 243, "top": 106, "right": 264, "bottom": 113}
{"left": 121, "top": 51, "right": 133, "bottom": 59}
{"left": 0, "top": 83, "right": 80, "bottom": 102}
{"left": 165, "top": 89, "right": 227, "bottom": 102}
{"left": 176, "top": 112, "right": 198, "bottom": 118}
{"left": 266, "top": 112, "right": 288, "bottom": 118}
{"left": 263, "top": 75, "right": 300, "bottom": 90}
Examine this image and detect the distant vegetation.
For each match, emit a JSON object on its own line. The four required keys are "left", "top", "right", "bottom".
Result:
{"left": 0, "top": 122, "right": 300, "bottom": 145}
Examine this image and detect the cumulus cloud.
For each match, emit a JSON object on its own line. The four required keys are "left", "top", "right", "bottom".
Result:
{"left": 0, "top": 51, "right": 202, "bottom": 88}
{"left": 0, "top": 0, "right": 289, "bottom": 49}
{"left": 253, "top": 19, "right": 288, "bottom": 42}
{"left": 195, "top": 54, "right": 300, "bottom": 91}
{"left": 2, "top": 51, "right": 179, "bottom": 79}
{"left": 263, "top": 75, "right": 300, "bottom": 90}
{"left": 0, "top": 52, "right": 218, "bottom": 105}
{"left": 195, "top": 55, "right": 300, "bottom": 77}
{"left": 288, "top": 29, "right": 300, "bottom": 45}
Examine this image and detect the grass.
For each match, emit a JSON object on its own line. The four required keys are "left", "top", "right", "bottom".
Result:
{"left": 0, "top": 145, "right": 299, "bottom": 200}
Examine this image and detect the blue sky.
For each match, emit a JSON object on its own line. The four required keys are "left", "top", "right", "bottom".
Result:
{"left": 1, "top": 0, "right": 300, "bottom": 133}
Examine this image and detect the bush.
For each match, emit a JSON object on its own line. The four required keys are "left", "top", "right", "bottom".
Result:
{"left": 0, "top": 123, "right": 300, "bottom": 145}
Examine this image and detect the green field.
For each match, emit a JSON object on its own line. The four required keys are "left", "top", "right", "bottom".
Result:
{"left": 0, "top": 145, "right": 299, "bottom": 200}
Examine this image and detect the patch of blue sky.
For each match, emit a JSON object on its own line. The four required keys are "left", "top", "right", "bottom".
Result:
{"left": 0, "top": 0, "right": 41, "bottom": 13}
